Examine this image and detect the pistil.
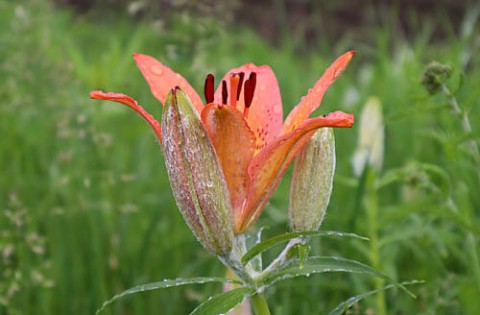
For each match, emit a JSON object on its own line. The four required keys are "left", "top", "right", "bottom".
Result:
{"left": 229, "top": 74, "right": 240, "bottom": 107}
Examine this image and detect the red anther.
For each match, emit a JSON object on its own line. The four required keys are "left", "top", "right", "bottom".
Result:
{"left": 204, "top": 74, "right": 214, "bottom": 104}
{"left": 244, "top": 72, "right": 256, "bottom": 109}
{"left": 222, "top": 80, "right": 228, "bottom": 105}
{"left": 236, "top": 72, "right": 245, "bottom": 101}
{"left": 249, "top": 72, "right": 257, "bottom": 96}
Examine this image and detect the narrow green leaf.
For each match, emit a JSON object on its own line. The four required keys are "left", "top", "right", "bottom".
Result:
{"left": 262, "top": 256, "right": 387, "bottom": 287}
{"left": 189, "top": 287, "right": 254, "bottom": 315}
{"left": 327, "top": 280, "right": 424, "bottom": 315}
{"left": 96, "top": 277, "right": 239, "bottom": 315}
{"left": 242, "top": 231, "right": 368, "bottom": 265}
{"left": 261, "top": 256, "right": 416, "bottom": 298}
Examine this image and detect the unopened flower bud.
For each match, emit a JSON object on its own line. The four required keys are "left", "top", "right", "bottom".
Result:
{"left": 352, "top": 97, "right": 384, "bottom": 177}
{"left": 289, "top": 128, "right": 336, "bottom": 232}
{"left": 421, "top": 61, "right": 452, "bottom": 95}
{"left": 161, "top": 87, "right": 234, "bottom": 256}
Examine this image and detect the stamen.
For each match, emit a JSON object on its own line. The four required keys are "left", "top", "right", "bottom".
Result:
{"left": 249, "top": 72, "right": 257, "bottom": 94}
{"left": 222, "top": 80, "right": 228, "bottom": 105}
{"left": 204, "top": 74, "right": 214, "bottom": 104}
{"left": 236, "top": 72, "right": 245, "bottom": 101}
{"left": 243, "top": 72, "right": 257, "bottom": 117}
{"left": 229, "top": 73, "right": 240, "bottom": 107}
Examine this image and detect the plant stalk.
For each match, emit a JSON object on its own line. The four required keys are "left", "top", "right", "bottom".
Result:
{"left": 441, "top": 83, "right": 480, "bottom": 184}
{"left": 441, "top": 83, "right": 480, "bottom": 299}
{"left": 365, "top": 168, "right": 387, "bottom": 315}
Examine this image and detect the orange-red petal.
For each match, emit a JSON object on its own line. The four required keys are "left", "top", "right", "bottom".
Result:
{"left": 214, "top": 64, "right": 283, "bottom": 153}
{"left": 133, "top": 53, "right": 204, "bottom": 113}
{"left": 237, "top": 111, "right": 354, "bottom": 232}
{"left": 281, "top": 51, "right": 355, "bottom": 134}
{"left": 90, "top": 91, "right": 162, "bottom": 141}
{"left": 201, "top": 104, "right": 256, "bottom": 222}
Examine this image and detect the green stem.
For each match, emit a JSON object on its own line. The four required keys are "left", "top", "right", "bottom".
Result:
{"left": 251, "top": 293, "right": 271, "bottom": 315}
{"left": 365, "top": 168, "right": 387, "bottom": 315}
{"left": 441, "top": 84, "right": 480, "bottom": 297}
{"left": 441, "top": 83, "right": 480, "bottom": 184}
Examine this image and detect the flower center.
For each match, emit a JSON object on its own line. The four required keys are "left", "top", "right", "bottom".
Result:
{"left": 203, "top": 72, "right": 257, "bottom": 117}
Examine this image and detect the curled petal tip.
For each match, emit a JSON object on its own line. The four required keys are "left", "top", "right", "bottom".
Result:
{"left": 90, "top": 90, "right": 105, "bottom": 99}
{"left": 324, "top": 111, "right": 355, "bottom": 127}
{"left": 90, "top": 90, "right": 131, "bottom": 101}
{"left": 89, "top": 90, "right": 163, "bottom": 141}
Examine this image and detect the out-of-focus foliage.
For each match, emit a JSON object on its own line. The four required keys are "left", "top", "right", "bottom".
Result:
{"left": 1, "top": 0, "right": 480, "bottom": 314}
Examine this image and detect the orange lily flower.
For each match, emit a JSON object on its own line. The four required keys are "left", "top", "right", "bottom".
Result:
{"left": 91, "top": 51, "right": 355, "bottom": 233}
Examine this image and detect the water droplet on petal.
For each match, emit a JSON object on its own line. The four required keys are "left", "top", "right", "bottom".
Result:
{"left": 150, "top": 66, "right": 163, "bottom": 76}
{"left": 273, "top": 105, "right": 282, "bottom": 114}
{"left": 334, "top": 69, "right": 344, "bottom": 79}
{"left": 153, "top": 90, "right": 161, "bottom": 99}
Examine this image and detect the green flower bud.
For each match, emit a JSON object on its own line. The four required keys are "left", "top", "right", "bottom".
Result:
{"left": 421, "top": 61, "right": 452, "bottom": 95}
{"left": 289, "top": 128, "right": 336, "bottom": 232}
{"left": 161, "top": 87, "right": 234, "bottom": 257}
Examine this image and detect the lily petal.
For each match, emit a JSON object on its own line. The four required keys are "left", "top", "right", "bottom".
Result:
{"left": 133, "top": 53, "right": 204, "bottom": 113}
{"left": 214, "top": 64, "right": 283, "bottom": 152}
{"left": 201, "top": 104, "right": 256, "bottom": 222}
{"left": 237, "top": 111, "right": 354, "bottom": 232}
{"left": 90, "top": 91, "right": 162, "bottom": 141}
{"left": 281, "top": 51, "right": 355, "bottom": 134}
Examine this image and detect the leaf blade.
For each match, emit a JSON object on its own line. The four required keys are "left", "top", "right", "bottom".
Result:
{"left": 262, "top": 256, "right": 387, "bottom": 287}
{"left": 327, "top": 280, "right": 424, "bottom": 315}
{"left": 96, "top": 277, "right": 239, "bottom": 315}
{"left": 189, "top": 287, "right": 254, "bottom": 315}
{"left": 242, "top": 231, "right": 368, "bottom": 265}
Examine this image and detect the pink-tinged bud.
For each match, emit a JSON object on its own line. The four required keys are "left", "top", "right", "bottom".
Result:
{"left": 289, "top": 128, "right": 336, "bottom": 232}
{"left": 161, "top": 87, "right": 234, "bottom": 256}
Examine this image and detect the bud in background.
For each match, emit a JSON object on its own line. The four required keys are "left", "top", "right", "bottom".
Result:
{"left": 161, "top": 87, "right": 234, "bottom": 257}
{"left": 352, "top": 97, "right": 384, "bottom": 177}
{"left": 289, "top": 128, "right": 336, "bottom": 232}
{"left": 421, "top": 61, "right": 452, "bottom": 95}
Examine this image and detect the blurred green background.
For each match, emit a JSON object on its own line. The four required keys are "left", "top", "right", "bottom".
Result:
{"left": 1, "top": 0, "right": 480, "bottom": 314}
